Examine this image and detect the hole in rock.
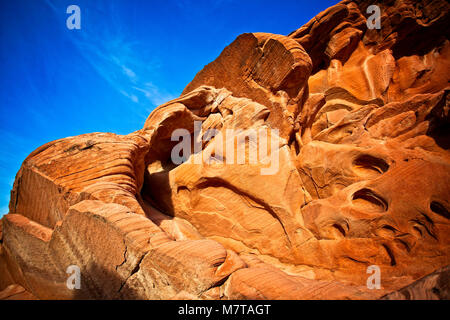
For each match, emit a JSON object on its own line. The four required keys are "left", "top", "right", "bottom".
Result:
{"left": 331, "top": 223, "right": 346, "bottom": 238}
{"left": 142, "top": 140, "right": 191, "bottom": 215}
{"left": 376, "top": 224, "right": 397, "bottom": 238}
{"left": 353, "top": 155, "right": 389, "bottom": 178}
{"left": 412, "top": 225, "right": 423, "bottom": 237}
{"left": 382, "top": 244, "right": 396, "bottom": 266}
{"left": 425, "top": 90, "right": 450, "bottom": 149}
{"left": 430, "top": 201, "right": 450, "bottom": 220}
{"left": 352, "top": 188, "right": 388, "bottom": 213}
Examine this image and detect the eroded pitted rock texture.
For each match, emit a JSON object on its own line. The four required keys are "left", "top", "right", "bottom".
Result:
{"left": 1, "top": 0, "right": 449, "bottom": 299}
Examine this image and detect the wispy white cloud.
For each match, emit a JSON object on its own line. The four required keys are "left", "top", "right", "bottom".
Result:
{"left": 133, "top": 82, "right": 177, "bottom": 107}
{"left": 44, "top": 0, "right": 176, "bottom": 113}
{"left": 122, "top": 66, "right": 136, "bottom": 80}
{"left": 120, "top": 89, "right": 139, "bottom": 103}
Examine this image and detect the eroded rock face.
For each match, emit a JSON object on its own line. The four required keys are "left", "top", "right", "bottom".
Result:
{"left": 1, "top": 0, "right": 449, "bottom": 299}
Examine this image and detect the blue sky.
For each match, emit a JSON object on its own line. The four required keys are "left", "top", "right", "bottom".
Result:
{"left": 0, "top": 0, "right": 338, "bottom": 217}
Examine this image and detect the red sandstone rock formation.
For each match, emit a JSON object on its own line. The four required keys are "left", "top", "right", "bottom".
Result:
{"left": 1, "top": 0, "right": 449, "bottom": 299}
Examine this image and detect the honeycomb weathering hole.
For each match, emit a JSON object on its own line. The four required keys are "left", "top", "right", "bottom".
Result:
{"left": 353, "top": 154, "right": 389, "bottom": 178}
{"left": 382, "top": 244, "right": 397, "bottom": 266}
{"left": 430, "top": 201, "right": 450, "bottom": 220}
{"left": 352, "top": 188, "right": 388, "bottom": 213}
